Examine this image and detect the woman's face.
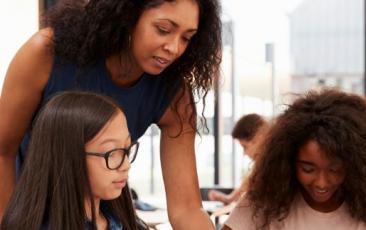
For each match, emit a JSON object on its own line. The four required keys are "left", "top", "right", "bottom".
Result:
{"left": 296, "top": 140, "right": 345, "bottom": 211}
{"left": 85, "top": 111, "right": 131, "bottom": 200}
{"left": 131, "top": 0, "right": 199, "bottom": 75}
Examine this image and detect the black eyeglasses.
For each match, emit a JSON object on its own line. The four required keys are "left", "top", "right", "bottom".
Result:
{"left": 86, "top": 142, "right": 139, "bottom": 170}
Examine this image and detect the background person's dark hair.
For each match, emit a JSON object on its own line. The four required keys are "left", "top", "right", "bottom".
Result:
{"left": 43, "top": 0, "right": 222, "bottom": 134}
{"left": 231, "top": 113, "right": 265, "bottom": 141}
{"left": 245, "top": 89, "right": 366, "bottom": 229}
{"left": 1, "top": 92, "right": 137, "bottom": 230}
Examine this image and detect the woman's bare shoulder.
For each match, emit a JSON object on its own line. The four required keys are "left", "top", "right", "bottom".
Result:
{"left": 27, "top": 28, "right": 54, "bottom": 54}
{"left": 4, "top": 28, "right": 55, "bottom": 92}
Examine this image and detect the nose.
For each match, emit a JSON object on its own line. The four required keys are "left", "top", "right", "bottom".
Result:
{"left": 314, "top": 171, "right": 330, "bottom": 189}
{"left": 163, "top": 36, "right": 180, "bottom": 56}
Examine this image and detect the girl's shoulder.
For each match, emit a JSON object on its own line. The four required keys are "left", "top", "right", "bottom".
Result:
{"left": 101, "top": 203, "right": 123, "bottom": 230}
{"left": 224, "top": 195, "right": 258, "bottom": 230}
{"left": 104, "top": 212, "right": 123, "bottom": 230}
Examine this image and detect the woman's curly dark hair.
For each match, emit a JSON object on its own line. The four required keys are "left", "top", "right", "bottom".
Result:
{"left": 43, "top": 0, "right": 222, "bottom": 133}
{"left": 246, "top": 89, "right": 366, "bottom": 229}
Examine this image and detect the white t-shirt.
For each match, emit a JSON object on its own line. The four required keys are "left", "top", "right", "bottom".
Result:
{"left": 224, "top": 194, "right": 366, "bottom": 230}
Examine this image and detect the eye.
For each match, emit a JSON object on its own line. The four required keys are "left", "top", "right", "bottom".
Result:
{"left": 329, "top": 166, "right": 342, "bottom": 173}
{"left": 181, "top": 36, "right": 191, "bottom": 43}
{"left": 157, "top": 26, "right": 170, "bottom": 35}
{"left": 109, "top": 149, "right": 122, "bottom": 158}
{"left": 183, "top": 32, "right": 196, "bottom": 43}
{"left": 301, "top": 165, "right": 315, "bottom": 173}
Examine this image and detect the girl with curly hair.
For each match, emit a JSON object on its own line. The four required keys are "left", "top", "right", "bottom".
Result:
{"left": 1, "top": 91, "right": 141, "bottom": 230}
{"left": 222, "top": 89, "right": 366, "bottom": 230}
{"left": 0, "top": 0, "right": 221, "bottom": 228}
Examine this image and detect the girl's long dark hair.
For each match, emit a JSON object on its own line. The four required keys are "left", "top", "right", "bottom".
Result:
{"left": 43, "top": 0, "right": 222, "bottom": 134}
{"left": 1, "top": 92, "right": 137, "bottom": 230}
{"left": 246, "top": 89, "right": 366, "bottom": 229}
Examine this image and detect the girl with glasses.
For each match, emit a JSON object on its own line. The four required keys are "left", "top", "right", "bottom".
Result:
{"left": 222, "top": 89, "right": 366, "bottom": 230}
{"left": 0, "top": 1, "right": 221, "bottom": 227}
{"left": 1, "top": 91, "right": 142, "bottom": 230}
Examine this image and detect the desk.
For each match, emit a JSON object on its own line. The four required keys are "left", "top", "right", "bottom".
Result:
{"left": 202, "top": 201, "right": 224, "bottom": 214}
{"left": 136, "top": 198, "right": 226, "bottom": 229}
{"left": 154, "top": 222, "right": 173, "bottom": 230}
{"left": 136, "top": 209, "right": 169, "bottom": 228}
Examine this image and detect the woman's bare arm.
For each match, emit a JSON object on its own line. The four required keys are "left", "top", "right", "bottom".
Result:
{"left": 158, "top": 89, "right": 214, "bottom": 230}
{"left": 0, "top": 29, "right": 53, "bottom": 219}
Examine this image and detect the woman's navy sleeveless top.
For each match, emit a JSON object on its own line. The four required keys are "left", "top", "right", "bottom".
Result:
{"left": 17, "top": 58, "right": 179, "bottom": 172}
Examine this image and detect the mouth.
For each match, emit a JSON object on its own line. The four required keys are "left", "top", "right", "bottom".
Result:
{"left": 312, "top": 188, "right": 332, "bottom": 200}
{"left": 112, "top": 178, "right": 128, "bottom": 188}
{"left": 153, "top": 56, "right": 171, "bottom": 68}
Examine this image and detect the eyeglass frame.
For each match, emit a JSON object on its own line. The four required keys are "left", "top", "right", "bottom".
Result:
{"left": 85, "top": 141, "right": 139, "bottom": 170}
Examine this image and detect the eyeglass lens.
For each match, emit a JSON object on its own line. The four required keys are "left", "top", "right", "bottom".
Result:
{"left": 107, "top": 143, "right": 138, "bottom": 169}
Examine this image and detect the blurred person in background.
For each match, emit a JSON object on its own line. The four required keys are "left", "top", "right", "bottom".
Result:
{"left": 208, "top": 114, "right": 269, "bottom": 205}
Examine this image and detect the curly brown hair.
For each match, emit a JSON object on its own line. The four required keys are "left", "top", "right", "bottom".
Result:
{"left": 43, "top": 0, "right": 222, "bottom": 132}
{"left": 246, "top": 89, "right": 366, "bottom": 228}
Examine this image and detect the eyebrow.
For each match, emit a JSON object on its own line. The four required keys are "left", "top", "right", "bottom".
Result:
{"left": 99, "top": 134, "right": 131, "bottom": 146}
{"left": 157, "top": 19, "right": 198, "bottom": 33}
{"left": 297, "top": 160, "right": 314, "bottom": 166}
